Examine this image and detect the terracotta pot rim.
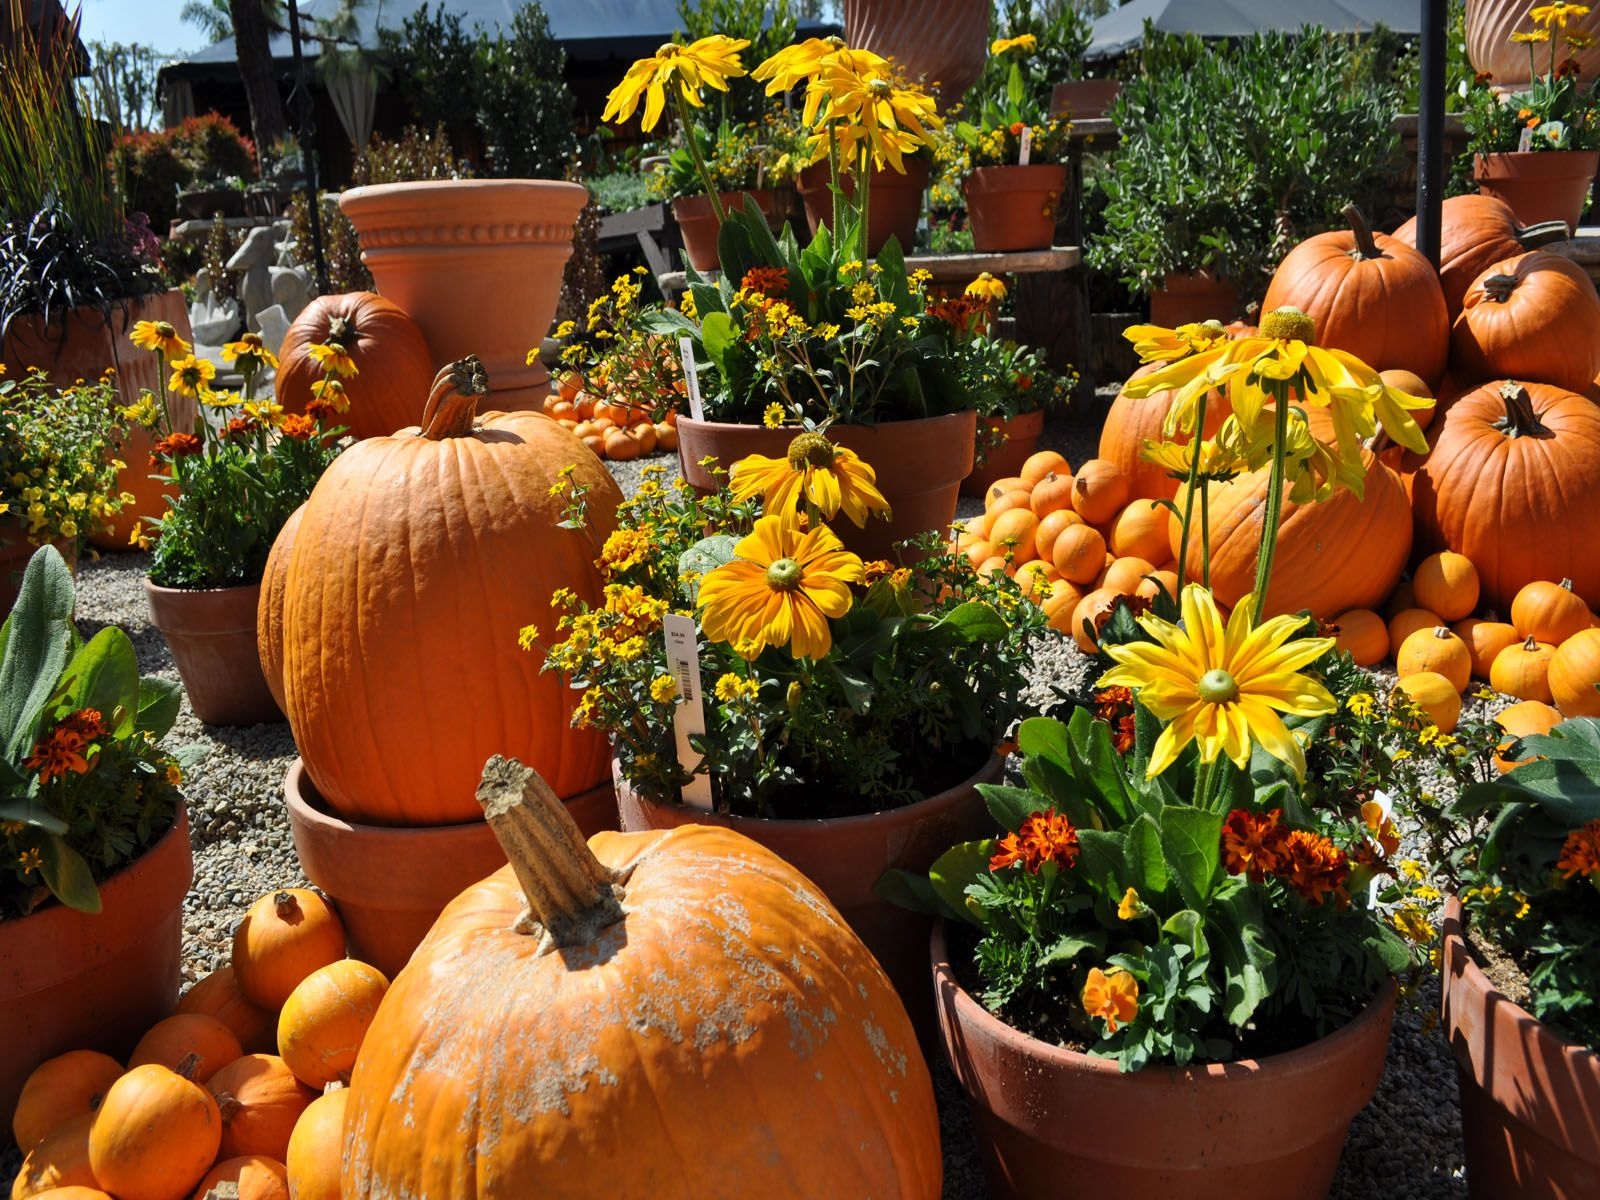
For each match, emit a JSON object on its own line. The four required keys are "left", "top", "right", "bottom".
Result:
{"left": 964, "top": 163, "right": 1067, "bottom": 189}
{"left": 287, "top": 758, "right": 494, "bottom": 837}
{"left": 671, "top": 188, "right": 779, "bottom": 215}
{"left": 796, "top": 158, "right": 933, "bottom": 187}
{"left": 340, "top": 178, "right": 590, "bottom": 203}
{"left": 933, "top": 917, "right": 1399, "bottom": 1083}
{"left": 979, "top": 408, "right": 1047, "bottom": 432}
{"left": 1473, "top": 149, "right": 1600, "bottom": 171}
{"left": 143, "top": 577, "right": 263, "bottom": 599}
{"left": 677, "top": 410, "right": 973, "bottom": 436}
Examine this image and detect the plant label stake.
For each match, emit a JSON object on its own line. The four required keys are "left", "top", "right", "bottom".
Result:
{"left": 1019, "top": 126, "right": 1032, "bottom": 166}
{"left": 662, "top": 613, "right": 713, "bottom": 809}
{"left": 1517, "top": 125, "right": 1534, "bottom": 153}
{"left": 679, "top": 337, "right": 705, "bottom": 422}
{"left": 1367, "top": 788, "right": 1396, "bottom": 906}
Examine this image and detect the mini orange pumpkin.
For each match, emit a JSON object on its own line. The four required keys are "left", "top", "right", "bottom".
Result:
{"left": 1493, "top": 700, "right": 1563, "bottom": 773}
{"left": 1411, "top": 552, "right": 1479, "bottom": 623}
{"left": 1511, "top": 578, "right": 1592, "bottom": 645}
{"left": 1549, "top": 627, "right": 1600, "bottom": 718}
{"left": 284, "top": 1089, "right": 347, "bottom": 1200}
{"left": 1332, "top": 609, "right": 1388, "bottom": 667}
{"left": 1454, "top": 617, "right": 1522, "bottom": 682}
{"left": 88, "top": 1058, "right": 222, "bottom": 1200}
{"left": 1070, "top": 459, "right": 1130, "bottom": 527}
{"left": 1020, "top": 449, "right": 1070, "bottom": 488}
{"left": 1396, "top": 626, "right": 1472, "bottom": 693}
{"left": 1388, "top": 608, "right": 1444, "bottom": 661}
{"left": 1027, "top": 470, "right": 1075, "bottom": 518}
{"left": 1051, "top": 523, "right": 1107, "bottom": 586}
{"left": 176, "top": 966, "right": 278, "bottom": 1054}
{"left": 1393, "top": 672, "right": 1462, "bottom": 733}
{"left": 232, "top": 889, "right": 346, "bottom": 1010}
{"left": 186, "top": 1155, "right": 290, "bottom": 1200}
{"left": 1107, "top": 501, "right": 1172, "bottom": 563}
{"left": 277, "top": 960, "right": 390, "bottom": 1089}
{"left": 12, "top": 1050, "right": 123, "bottom": 1153}
{"left": 1101, "top": 556, "right": 1157, "bottom": 596}
{"left": 208, "top": 1054, "right": 317, "bottom": 1162}
{"left": 1491, "top": 636, "right": 1559, "bottom": 704}
{"left": 130, "top": 1014, "right": 242, "bottom": 1084}
{"left": 11, "top": 1111, "right": 100, "bottom": 1197}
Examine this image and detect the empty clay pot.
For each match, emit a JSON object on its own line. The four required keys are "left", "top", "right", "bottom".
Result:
{"left": 964, "top": 165, "right": 1068, "bottom": 253}
{"left": 145, "top": 579, "right": 282, "bottom": 727}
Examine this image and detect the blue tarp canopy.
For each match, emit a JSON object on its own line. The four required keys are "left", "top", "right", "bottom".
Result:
{"left": 1085, "top": 0, "right": 1422, "bottom": 61}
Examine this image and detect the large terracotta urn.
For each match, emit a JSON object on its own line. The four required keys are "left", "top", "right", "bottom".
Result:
{"left": 1467, "top": 0, "right": 1600, "bottom": 91}
{"left": 338, "top": 180, "right": 588, "bottom": 411}
{"left": 843, "top": 0, "right": 989, "bottom": 105}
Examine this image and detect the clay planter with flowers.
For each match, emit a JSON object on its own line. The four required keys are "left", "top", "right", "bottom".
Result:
{"left": 795, "top": 158, "right": 931, "bottom": 257}
{"left": 963, "top": 164, "right": 1067, "bottom": 253}
{"left": 673, "top": 188, "right": 787, "bottom": 272}
{"left": 956, "top": 331, "right": 1074, "bottom": 498}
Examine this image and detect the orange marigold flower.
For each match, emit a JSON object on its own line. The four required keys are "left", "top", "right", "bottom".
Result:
{"left": 150, "top": 431, "right": 203, "bottom": 466}
{"left": 990, "top": 809, "right": 1080, "bottom": 873}
{"left": 1527, "top": 115, "right": 1543, "bottom": 129}
{"left": 1556, "top": 818, "right": 1600, "bottom": 880}
{"left": 1277, "top": 829, "right": 1350, "bottom": 906}
{"left": 1082, "top": 966, "right": 1139, "bottom": 1033}
{"left": 1092, "top": 685, "right": 1137, "bottom": 754}
{"left": 222, "top": 417, "right": 260, "bottom": 440}
{"left": 24, "top": 726, "right": 91, "bottom": 784}
{"left": 927, "top": 293, "right": 989, "bottom": 335}
{"left": 740, "top": 265, "right": 790, "bottom": 297}
{"left": 58, "top": 708, "right": 107, "bottom": 740}
{"left": 1558, "top": 55, "right": 1582, "bottom": 76}
{"left": 1221, "top": 808, "right": 1287, "bottom": 883}
{"left": 1361, "top": 799, "right": 1400, "bottom": 858}
{"left": 304, "top": 397, "right": 339, "bottom": 422}
{"left": 1009, "top": 120, "right": 1026, "bottom": 136}
{"left": 279, "top": 413, "right": 318, "bottom": 442}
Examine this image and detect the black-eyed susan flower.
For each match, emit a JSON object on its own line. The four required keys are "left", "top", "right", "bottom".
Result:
{"left": 166, "top": 354, "right": 216, "bottom": 399}
{"left": 222, "top": 331, "right": 280, "bottom": 372}
{"left": 601, "top": 35, "right": 751, "bottom": 132}
{"left": 307, "top": 342, "right": 359, "bottom": 378}
{"left": 131, "top": 319, "right": 190, "bottom": 358}
{"left": 729, "top": 433, "right": 890, "bottom": 528}
{"left": 965, "top": 272, "right": 1007, "bottom": 302}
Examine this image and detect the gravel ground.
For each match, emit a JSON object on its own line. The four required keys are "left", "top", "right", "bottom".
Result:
{"left": 3, "top": 406, "right": 1477, "bottom": 1196}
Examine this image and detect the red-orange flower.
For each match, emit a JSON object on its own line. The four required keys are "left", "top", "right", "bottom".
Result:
{"left": 1082, "top": 966, "right": 1139, "bottom": 1033}
{"left": 1221, "top": 808, "right": 1287, "bottom": 882}
{"left": 1557, "top": 819, "right": 1600, "bottom": 880}
{"left": 927, "top": 293, "right": 989, "bottom": 335}
{"left": 1092, "top": 685, "right": 1137, "bottom": 754}
{"left": 991, "top": 810, "right": 1080, "bottom": 873}
{"left": 1361, "top": 799, "right": 1400, "bottom": 859}
{"left": 1277, "top": 829, "right": 1350, "bottom": 906}
{"left": 304, "top": 396, "right": 340, "bottom": 422}
{"left": 279, "top": 414, "right": 317, "bottom": 442}
{"left": 151, "top": 431, "right": 203, "bottom": 465}
{"left": 24, "top": 726, "right": 91, "bottom": 784}
{"left": 58, "top": 708, "right": 106, "bottom": 740}
{"left": 222, "top": 417, "right": 260, "bottom": 440}
{"left": 740, "top": 266, "right": 789, "bottom": 297}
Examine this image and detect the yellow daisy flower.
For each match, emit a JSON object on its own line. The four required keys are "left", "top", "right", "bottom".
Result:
{"left": 965, "top": 272, "right": 1007, "bottom": 302}
{"left": 222, "top": 331, "right": 280, "bottom": 371}
{"left": 697, "top": 514, "right": 864, "bottom": 660}
{"left": 991, "top": 33, "right": 1039, "bottom": 55}
{"left": 1098, "top": 583, "right": 1337, "bottom": 779}
{"left": 307, "top": 342, "right": 359, "bottom": 378}
{"left": 130, "top": 319, "right": 191, "bottom": 358}
{"left": 602, "top": 34, "right": 751, "bottom": 132}
{"left": 167, "top": 354, "right": 216, "bottom": 399}
{"left": 1531, "top": 2, "right": 1589, "bottom": 29}
{"left": 729, "top": 433, "right": 891, "bottom": 528}
{"left": 1124, "top": 320, "right": 1230, "bottom": 364}
{"left": 818, "top": 53, "right": 942, "bottom": 172}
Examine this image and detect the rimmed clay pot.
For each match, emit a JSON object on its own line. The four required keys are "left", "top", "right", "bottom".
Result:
{"left": 962, "top": 410, "right": 1047, "bottom": 498}
{"left": 615, "top": 752, "right": 1001, "bottom": 1048}
{"left": 1440, "top": 896, "right": 1600, "bottom": 1198}
{"left": 843, "top": 0, "right": 989, "bottom": 104}
{"left": 796, "top": 158, "right": 931, "bottom": 256}
{"left": 1473, "top": 151, "right": 1600, "bottom": 233}
{"left": 285, "top": 758, "right": 618, "bottom": 979}
{"left": 675, "top": 410, "right": 978, "bottom": 563}
{"left": 1467, "top": 0, "right": 1600, "bottom": 91}
{"left": 672, "top": 188, "right": 786, "bottom": 273}
{"left": 1147, "top": 271, "right": 1241, "bottom": 328}
{"left": 1, "top": 287, "right": 199, "bottom": 551}
{"left": 144, "top": 579, "right": 282, "bottom": 726}
{"left": 0, "top": 523, "right": 76, "bottom": 617}
{"left": 338, "top": 179, "right": 589, "bottom": 411}
{"left": 1050, "top": 79, "right": 1122, "bottom": 121}
{"left": 0, "top": 806, "right": 192, "bottom": 1130}
{"left": 963, "top": 165, "right": 1068, "bottom": 253}
{"left": 934, "top": 918, "right": 1397, "bottom": 1200}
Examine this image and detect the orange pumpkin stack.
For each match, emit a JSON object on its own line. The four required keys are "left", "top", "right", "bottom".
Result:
{"left": 9, "top": 888, "right": 381, "bottom": 1200}
{"left": 540, "top": 369, "right": 680, "bottom": 460}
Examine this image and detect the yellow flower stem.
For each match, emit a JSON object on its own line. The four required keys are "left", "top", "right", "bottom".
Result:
{"left": 1199, "top": 478, "right": 1211, "bottom": 591}
{"left": 674, "top": 90, "right": 726, "bottom": 226}
{"left": 1172, "top": 390, "right": 1208, "bottom": 593}
{"left": 1250, "top": 380, "right": 1294, "bottom": 613}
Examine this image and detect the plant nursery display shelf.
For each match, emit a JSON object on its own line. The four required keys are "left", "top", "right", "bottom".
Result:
{"left": 655, "top": 246, "right": 1082, "bottom": 297}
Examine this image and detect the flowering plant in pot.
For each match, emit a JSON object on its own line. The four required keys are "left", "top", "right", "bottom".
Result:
{"left": 1461, "top": 1, "right": 1600, "bottom": 227}
{"left": 955, "top": 331, "right": 1077, "bottom": 496}
{"left": 125, "top": 323, "right": 345, "bottom": 724}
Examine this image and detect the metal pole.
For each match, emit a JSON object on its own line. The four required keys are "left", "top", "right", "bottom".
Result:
{"left": 1416, "top": 0, "right": 1448, "bottom": 269}
{"left": 285, "top": 0, "right": 328, "bottom": 294}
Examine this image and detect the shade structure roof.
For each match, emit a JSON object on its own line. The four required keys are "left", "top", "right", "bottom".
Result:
{"left": 1085, "top": 0, "right": 1422, "bottom": 60}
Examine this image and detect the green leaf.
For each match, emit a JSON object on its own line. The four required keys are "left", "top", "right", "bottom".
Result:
{"left": 1210, "top": 882, "right": 1276, "bottom": 1026}
{"left": 1162, "top": 908, "right": 1207, "bottom": 960}
{"left": 1039, "top": 932, "right": 1103, "bottom": 967}
{"left": 1159, "top": 805, "right": 1224, "bottom": 910}
{"left": 873, "top": 867, "right": 947, "bottom": 917}
{"left": 58, "top": 627, "right": 141, "bottom": 738}
{"left": 0, "top": 545, "right": 76, "bottom": 760}
{"left": 1076, "top": 827, "right": 1128, "bottom": 899}
{"left": 929, "top": 841, "right": 995, "bottom": 926}
{"left": 1016, "top": 715, "right": 1074, "bottom": 774}
{"left": 1126, "top": 813, "right": 1170, "bottom": 898}
{"left": 0, "top": 794, "right": 67, "bottom": 833}
{"left": 978, "top": 783, "right": 1042, "bottom": 834}
{"left": 136, "top": 677, "right": 182, "bottom": 740}
{"left": 929, "top": 600, "right": 1007, "bottom": 642}
{"left": 38, "top": 834, "right": 101, "bottom": 913}
{"left": 699, "top": 310, "right": 739, "bottom": 377}
{"left": 679, "top": 534, "right": 738, "bottom": 602}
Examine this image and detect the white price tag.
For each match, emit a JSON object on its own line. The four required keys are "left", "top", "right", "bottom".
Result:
{"left": 1019, "top": 126, "right": 1033, "bottom": 166}
{"left": 1517, "top": 125, "right": 1534, "bottom": 153}
{"left": 663, "top": 613, "right": 713, "bottom": 810}
{"left": 679, "top": 336, "right": 705, "bottom": 422}
{"left": 1367, "top": 788, "right": 1396, "bottom": 907}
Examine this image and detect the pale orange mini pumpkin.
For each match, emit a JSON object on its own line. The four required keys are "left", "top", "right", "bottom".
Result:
{"left": 186, "top": 1155, "right": 290, "bottom": 1200}
{"left": 1393, "top": 672, "right": 1462, "bottom": 733}
{"left": 130, "top": 1014, "right": 242, "bottom": 1084}
{"left": 1549, "top": 627, "right": 1600, "bottom": 718}
{"left": 1491, "top": 636, "right": 1559, "bottom": 704}
{"left": 88, "top": 1058, "right": 222, "bottom": 1200}
{"left": 1511, "top": 578, "right": 1592, "bottom": 646}
{"left": 284, "top": 1089, "right": 347, "bottom": 1200}
{"left": 1411, "top": 552, "right": 1479, "bottom": 623}
{"left": 1493, "top": 700, "right": 1564, "bottom": 773}
{"left": 277, "top": 960, "right": 389, "bottom": 1089}
{"left": 1453, "top": 617, "right": 1521, "bottom": 682}
{"left": 11, "top": 1111, "right": 101, "bottom": 1197}
{"left": 1332, "top": 609, "right": 1388, "bottom": 667}
{"left": 231, "top": 889, "right": 347, "bottom": 1011}
{"left": 1396, "top": 627, "right": 1472, "bottom": 693}
{"left": 12, "top": 1050, "right": 123, "bottom": 1153}
{"left": 208, "top": 1054, "right": 317, "bottom": 1163}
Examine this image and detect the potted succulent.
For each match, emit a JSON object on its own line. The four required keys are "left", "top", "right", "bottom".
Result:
{"left": 535, "top": 440, "right": 1042, "bottom": 1028}
{"left": 127, "top": 324, "right": 344, "bottom": 726}
{"left": 956, "top": 328, "right": 1077, "bottom": 497}
{"left": 0, "top": 545, "right": 192, "bottom": 1128}
{"left": 1460, "top": 2, "right": 1600, "bottom": 229}
{"left": 0, "top": 368, "right": 131, "bottom": 610}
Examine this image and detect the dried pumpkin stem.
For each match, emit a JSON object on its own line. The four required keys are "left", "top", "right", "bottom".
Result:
{"left": 1480, "top": 273, "right": 1519, "bottom": 304}
{"left": 417, "top": 355, "right": 490, "bottom": 440}
{"left": 1495, "top": 383, "right": 1551, "bottom": 439}
{"left": 1342, "top": 202, "right": 1383, "bottom": 260}
{"left": 475, "top": 755, "right": 627, "bottom": 952}
{"left": 1516, "top": 219, "right": 1572, "bottom": 248}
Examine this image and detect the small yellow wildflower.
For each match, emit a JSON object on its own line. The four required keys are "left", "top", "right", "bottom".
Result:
{"left": 649, "top": 675, "right": 679, "bottom": 704}
{"left": 762, "top": 403, "right": 787, "bottom": 429}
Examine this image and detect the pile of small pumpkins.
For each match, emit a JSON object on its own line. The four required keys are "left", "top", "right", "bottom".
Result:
{"left": 538, "top": 370, "right": 679, "bottom": 461}
{"left": 10, "top": 889, "right": 372, "bottom": 1200}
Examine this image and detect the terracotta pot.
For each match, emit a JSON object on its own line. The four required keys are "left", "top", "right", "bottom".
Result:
{"left": 1467, "top": 0, "right": 1600, "bottom": 91}
{"left": 144, "top": 578, "right": 282, "bottom": 726}
{"left": 1148, "top": 271, "right": 1241, "bottom": 328}
{"left": 1441, "top": 897, "right": 1600, "bottom": 1198}
{"left": 962, "top": 409, "right": 1047, "bottom": 497}
{"left": 796, "top": 159, "right": 930, "bottom": 257}
{"left": 672, "top": 189, "right": 787, "bottom": 273}
{"left": 616, "top": 753, "right": 1001, "bottom": 1046}
{"left": 963, "top": 164, "right": 1067, "bottom": 253}
{"left": 0, "top": 524, "right": 77, "bottom": 617}
{"left": 843, "top": 0, "right": 990, "bottom": 104}
{"left": 675, "top": 410, "right": 977, "bottom": 563}
{"left": 0, "top": 806, "right": 192, "bottom": 1132}
{"left": 1050, "top": 79, "right": 1123, "bottom": 121}
{"left": 1473, "top": 151, "right": 1599, "bottom": 232}
{"left": 933, "top": 920, "right": 1397, "bottom": 1199}
{"left": 285, "top": 758, "right": 616, "bottom": 979}
{"left": 338, "top": 179, "right": 589, "bottom": 412}
{"left": 1, "top": 288, "right": 199, "bottom": 551}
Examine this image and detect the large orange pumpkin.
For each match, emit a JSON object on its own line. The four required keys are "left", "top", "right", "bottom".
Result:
{"left": 255, "top": 504, "right": 302, "bottom": 715}
{"left": 1098, "top": 363, "right": 1231, "bottom": 501}
{"left": 1392, "top": 194, "right": 1571, "bottom": 320}
{"left": 1450, "top": 252, "right": 1600, "bottom": 392}
{"left": 1410, "top": 381, "right": 1600, "bottom": 612}
{"left": 1170, "top": 450, "right": 1412, "bottom": 618}
{"left": 277, "top": 357, "right": 623, "bottom": 824}
{"left": 1261, "top": 204, "right": 1448, "bottom": 388}
{"left": 341, "top": 758, "right": 941, "bottom": 1199}
{"left": 274, "top": 292, "right": 434, "bottom": 440}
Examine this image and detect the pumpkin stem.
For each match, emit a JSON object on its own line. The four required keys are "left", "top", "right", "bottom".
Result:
{"left": 417, "top": 356, "right": 490, "bottom": 440}
{"left": 1494, "top": 383, "right": 1552, "bottom": 439}
{"left": 273, "top": 891, "right": 300, "bottom": 921}
{"left": 475, "top": 755, "right": 627, "bottom": 952}
{"left": 1516, "top": 218, "right": 1571, "bottom": 249}
{"left": 174, "top": 1053, "right": 203, "bottom": 1083}
{"left": 1480, "top": 273, "right": 1519, "bottom": 304}
{"left": 1342, "top": 203, "right": 1384, "bottom": 260}
{"left": 326, "top": 314, "right": 354, "bottom": 344}
{"left": 1521, "top": 635, "right": 1540, "bottom": 651}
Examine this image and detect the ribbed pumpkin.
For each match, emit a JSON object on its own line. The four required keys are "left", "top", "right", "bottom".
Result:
{"left": 1454, "top": 617, "right": 1521, "bottom": 682}
{"left": 88, "top": 1059, "right": 222, "bottom": 1200}
{"left": 130, "top": 1014, "right": 242, "bottom": 1084}
{"left": 255, "top": 504, "right": 302, "bottom": 715}
{"left": 1410, "top": 382, "right": 1600, "bottom": 612}
{"left": 231, "top": 889, "right": 346, "bottom": 1010}
{"left": 277, "top": 357, "right": 623, "bottom": 824}
{"left": 1493, "top": 700, "right": 1564, "bottom": 773}
{"left": 1491, "top": 636, "right": 1558, "bottom": 704}
{"left": 1388, "top": 608, "right": 1444, "bottom": 661}
{"left": 1051, "top": 522, "right": 1106, "bottom": 585}
{"left": 1396, "top": 626, "right": 1472, "bottom": 693}
{"left": 274, "top": 292, "right": 434, "bottom": 440}
{"left": 1451, "top": 252, "right": 1600, "bottom": 391}
{"left": 1550, "top": 628, "right": 1600, "bottom": 717}
{"left": 284, "top": 1089, "right": 346, "bottom": 1200}
{"left": 1020, "top": 449, "right": 1069, "bottom": 488}
{"left": 1261, "top": 204, "right": 1448, "bottom": 388}
{"left": 11, "top": 1112, "right": 99, "bottom": 1198}
{"left": 1332, "top": 609, "right": 1388, "bottom": 666}
{"left": 1101, "top": 556, "right": 1156, "bottom": 596}
{"left": 208, "top": 1055, "right": 316, "bottom": 1162}
{"left": 187, "top": 1156, "right": 289, "bottom": 1200}
{"left": 1170, "top": 450, "right": 1411, "bottom": 618}
{"left": 276, "top": 960, "right": 389, "bottom": 1089}
{"left": 1393, "top": 672, "right": 1462, "bottom": 733}
{"left": 341, "top": 758, "right": 941, "bottom": 1198}
{"left": 1411, "top": 551, "right": 1479, "bottom": 622}
{"left": 12, "top": 1051, "right": 123, "bottom": 1153}
{"left": 1070, "top": 458, "right": 1129, "bottom": 527}
{"left": 176, "top": 967, "right": 278, "bottom": 1055}
{"left": 1393, "top": 194, "right": 1571, "bottom": 320}
{"left": 1511, "top": 578, "right": 1593, "bottom": 645}
{"left": 1097, "top": 363, "right": 1231, "bottom": 501}
{"left": 1108, "top": 500, "right": 1171, "bottom": 562}
{"left": 1028, "top": 470, "right": 1075, "bottom": 518}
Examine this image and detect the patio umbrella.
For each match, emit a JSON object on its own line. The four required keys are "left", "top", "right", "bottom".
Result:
{"left": 1084, "top": 0, "right": 1422, "bottom": 60}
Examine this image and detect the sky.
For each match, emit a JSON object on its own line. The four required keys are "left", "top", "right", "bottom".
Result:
{"left": 76, "top": 0, "right": 208, "bottom": 58}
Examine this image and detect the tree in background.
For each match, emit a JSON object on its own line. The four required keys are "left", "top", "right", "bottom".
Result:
{"left": 229, "top": 0, "right": 287, "bottom": 165}
{"left": 180, "top": 0, "right": 234, "bottom": 44}
{"left": 87, "top": 41, "right": 165, "bottom": 131}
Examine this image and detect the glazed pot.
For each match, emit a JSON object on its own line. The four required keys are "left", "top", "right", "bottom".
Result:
{"left": 672, "top": 188, "right": 787, "bottom": 273}
{"left": 615, "top": 752, "right": 1001, "bottom": 1044}
{"left": 144, "top": 578, "right": 282, "bottom": 726}
{"left": 933, "top": 919, "right": 1397, "bottom": 1199}
{"left": 843, "top": 0, "right": 989, "bottom": 104}
{"left": 0, "top": 523, "right": 76, "bottom": 617}
{"left": 284, "top": 758, "right": 617, "bottom": 979}
{"left": 962, "top": 409, "right": 1047, "bottom": 498}
{"left": 796, "top": 159, "right": 930, "bottom": 257}
{"left": 0, "top": 806, "right": 192, "bottom": 1131}
{"left": 1467, "top": 0, "right": 1600, "bottom": 91}
{"left": 1147, "top": 271, "right": 1241, "bottom": 328}
{"left": 675, "top": 410, "right": 977, "bottom": 563}
{"left": 963, "top": 165, "right": 1068, "bottom": 253}
{"left": 1, "top": 288, "right": 199, "bottom": 550}
{"left": 338, "top": 179, "right": 589, "bottom": 411}
{"left": 1440, "top": 897, "right": 1600, "bottom": 1198}
{"left": 1473, "top": 151, "right": 1600, "bottom": 233}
